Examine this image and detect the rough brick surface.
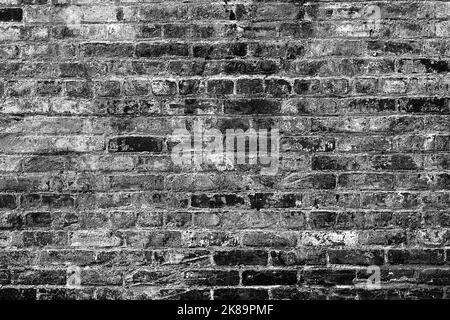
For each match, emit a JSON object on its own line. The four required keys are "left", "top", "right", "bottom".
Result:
{"left": 0, "top": 0, "right": 449, "bottom": 300}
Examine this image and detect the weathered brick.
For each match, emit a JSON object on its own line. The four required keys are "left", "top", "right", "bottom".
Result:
{"left": 388, "top": 249, "right": 445, "bottom": 265}
{"left": 242, "top": 270, "right": 297, "bottom": 286}
{"left": 214, "top": 250, "right": 268, "bottom": 266}
{"left": 108, "top": 137, "right": 164, "bottom": 153}
{"left": 0, "top": 8, "right": 23, "bottom": 22}
{"left": 214, "top": 288, "right": 269, "bottom": 300}
{"left": 135, "top": 43, "right": 189, "bottom": 57}
{"left": 328, "top": 249, "right": 385, "bottom": 266}
{"left": 184, "top": 270, "right": 239, "bottom": 286}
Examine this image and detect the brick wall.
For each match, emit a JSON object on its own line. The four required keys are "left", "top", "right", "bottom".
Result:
{"left": 0, "top": 0, "right": 449, "bottom": 300}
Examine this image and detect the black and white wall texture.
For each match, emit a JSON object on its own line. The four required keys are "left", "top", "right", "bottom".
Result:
{"left": 0, "top": 0, "right": 449, "bottom": 300}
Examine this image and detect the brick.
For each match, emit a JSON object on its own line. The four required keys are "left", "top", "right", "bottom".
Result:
{"left": 193, "top": 43, "right": 247, "bottom": 59}
{"left": 301, "top": 269, "right": 356, "bottom": 286}
{"left": 80, "top": 43, "right": 134, "bottom": 58}
{"left": 328, "top": 249, "right": 385, "bottom": 266}
{"left": 12, "top": 269, "right": 66, "bottom": 285}
{"left": 243, "top": 231, "right": 297, "bottom": 248}
{"left": 108, "top": 137, "right": 164, "bottom": 153}
{"left": 207, "top": 80, "right": 234, "bottom": 95}
{"left": 242, "top": 270, "right": 297, "bottom": 285}
{"left": 388, "top": 249, "right": 445, "bottom": 265}
{"left": 0, "top": 194, "right": 17, "bottom": 209}
{"left": 151, "top": 80, "right": 177, "bottom": 96}
{"left": 271, "top": 248, "right": 326, "bottom": 266}
{"left": 272, "top": 288, "right": 327, "bottom": 300}
{"left": 182, "top": 231, "right": 239, "bottom": 248}
{"left": 191, "top": 194, "right": 245, "bottom": 209}
{"left": 236, "top": 78, "right": 263, "bottom": 95}
{"left": 0, "top": 250, "right": 37, "bottom": 267}
{"left": 135, "top": 43, "right": 189, "bottom": 57}
{"left": 153, "top": 249, "right": 210, "bottom": 266}
{"left": 36, "top": 81, "right": 61, "bottom": 96}
{"left": 282, "top": 137, "right": 336, "bottom": 152}
{"left": 224, "top": 99, "right": 280, "bottom": 115}
{"left": 265, "top": 79, "right": 292, "bottom": 97}
{"left": 94, "top": 81, "right": 121, "bottom": 98}
{"left": 0, "top": 288, "right": 36, "bottom": 300}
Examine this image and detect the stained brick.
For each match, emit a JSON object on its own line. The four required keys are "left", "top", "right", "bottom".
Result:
{"left": 0, "top": 0, "right": 448, "bottom": 301}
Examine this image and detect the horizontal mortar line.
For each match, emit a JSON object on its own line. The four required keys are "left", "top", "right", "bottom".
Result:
{"left": 0, "top": 113, "right": 448, "bottom": 118}
{"left": 2, "top": 113, "right": 449, "bottom": 118}
{"left": 9, "top": 0, "right": 447, "bottom": 3}
{"left": 6, "top": 227, "right": 450, "bottom": 232}
{"left": 6, "top": 57, "right": 450, "bottom": 62}
{"left": 11, "top": 1, "right": 443, "bottom": 6}
{"left": 0, "top": 55, "right": 427, "bottom": 60}
{"left": 1, "top": 151, "right": 450, "bottom": 157}
{"left": 4, "top": 208, "right": 450, "bottom": 213}
{"left": 1, "top": 169, "right": 450, "bottom": 175}
{"left": 1, "top": 189, "right": 449, "bottom": 195}
{"left": 10, "top": 17, "right": 449, "bottom": 25}
{"left": 4, "top": 132, "right": 449, "bottom": 137}
{"left": 0, "top": 75, "right": 447, "bottom": 80}
{"left": 1, "top": 37, "right": 449, "bottom": 45}
{"left": 0, "top": 95, "right": 450, "bottom": 100}
{"left": 1, "top": 55, "right": 447, "bottom": 61}
{"left": 2, "top": 188, "right": 450, "bottom": 193}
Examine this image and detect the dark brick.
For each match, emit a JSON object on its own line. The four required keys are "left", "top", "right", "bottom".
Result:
{"left": 236, "top": 79, "right": 264, "bottom": 95}
{"left": 271, "top": 249, "right": 326, "bottom": 266}
{"left": 388, "top": 249, "right": 445, "bottom": 265}
{"left": 193, "top": 43, "right": 247, "bottom": 59}
{"left": 214, "top": 250, "right": 268, "bottom": 266}
{"left": 370, "top": 154, "right": 418, "bottom": 170}
{"left": 108, "top": 137, "right": 164, "bottom": 152}
{"left": 0, "top": 8, "right": 23, "bottom": 22}
{"left": 224, "top": 99, "right": 281, "bottom": 115}
{"left": 214, "top": 288, "right": 269, "bottom": 300}
{"left": 0, "top": 0, "right": 447, "bottom": 301}
{"left": 178, "top": 80, "right": 202, "bottom": 95}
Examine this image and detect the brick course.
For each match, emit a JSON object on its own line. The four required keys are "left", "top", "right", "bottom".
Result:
{"left": 0, "top": 0, "right": 449, "bottom": 300}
